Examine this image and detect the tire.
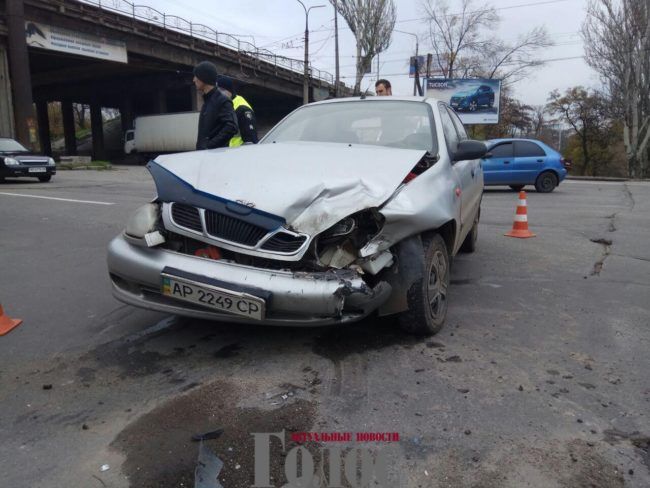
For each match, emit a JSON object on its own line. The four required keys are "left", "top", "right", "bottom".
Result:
{"left": 38, "top": 175, "right": 52, "bottom": 182}
{"left": 460, "top": 210, "right": 479, "bottom": 253}
{"left": 488, "top": 98, "right": 494, "bottom": 108}
{"left": 399, "top": 234, "right": 450, "bottom": 336}
{"left": 469, "top": 100, "right": 478, "bottom": 112}
{"left": 509, "top": 185, "right": 525, "bottom": 191}
{"left": 534, "top": 171, "right": 557, "bottom": 193}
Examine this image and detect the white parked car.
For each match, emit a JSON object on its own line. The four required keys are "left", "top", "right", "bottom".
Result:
{"left": 107, "top": 97, "right": 485, "bottom": 335}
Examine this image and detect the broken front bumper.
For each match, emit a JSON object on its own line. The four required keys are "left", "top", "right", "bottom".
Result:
{"left": 107, "top": 234, "right": 391, "bottom": 326}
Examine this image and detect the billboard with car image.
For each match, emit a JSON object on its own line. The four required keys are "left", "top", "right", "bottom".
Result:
{"left": 425, "top": 78, "right": 501, "bottom": 124}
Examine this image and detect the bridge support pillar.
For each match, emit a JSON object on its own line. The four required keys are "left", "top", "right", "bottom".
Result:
{"left": 36, "top": 101, "right": 52, "bottom": 156}
{"left": 191, "top": 85, "right": 203, "bottom": 111}
{"left": 120, "top": 97, "right": 134, "bottom": 133}
{"left": 6, "top": 0, "right": 34, "bottom": 147}
{"left": 0, "top": 46, "right": 15, "bottom": 138}
{"left": 90, "top": 101, "right": 106, "bottom": 160}
{"left": 61, "top": 101, "right": 77, "bottom": 155}
{"left": 155, "top": 88, "right": 167, "bottom": 113}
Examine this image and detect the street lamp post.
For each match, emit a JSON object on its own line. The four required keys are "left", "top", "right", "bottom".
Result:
{"left": 296, "top": 1, "right": 325, "bottom": 104}
{"left": 394, "top": 30, "right": 420, "bottom": 95}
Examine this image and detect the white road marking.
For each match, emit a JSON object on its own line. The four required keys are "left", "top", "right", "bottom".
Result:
{"left": 0, "top": 192, "right": 114, "bottom": 205}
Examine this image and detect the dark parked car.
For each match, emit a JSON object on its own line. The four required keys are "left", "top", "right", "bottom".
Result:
{"left": 0, "top": 137, "right": 56, "bottom": 182}
{"left": 482, "top": 138, "right": 570, "bottom": 193}
{"left": 450, "top": 85, "right": 495, "bottom": 112}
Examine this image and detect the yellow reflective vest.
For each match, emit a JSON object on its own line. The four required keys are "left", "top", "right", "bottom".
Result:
{"left": 229, "top": 95, "right": 253, "bottom": 147}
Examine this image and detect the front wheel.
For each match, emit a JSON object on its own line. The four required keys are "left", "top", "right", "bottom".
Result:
{"left": 469, "top": 100, "right": 478, "bottom": 112}
{"left": 38, "top": 175, "right": 52, "bottom": 182}
{"left": 399, "top": 234, "right": 450, "bottom": 336}
{"left": 535, "top": 171, "right": 557, "bottom": 193}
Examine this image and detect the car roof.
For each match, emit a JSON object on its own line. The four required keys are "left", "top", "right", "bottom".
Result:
{"left": 310, "top": 95, "right": 442, "bottom": 106}
{"left": 488, "top": 138, "right": 543, "bottom": 144}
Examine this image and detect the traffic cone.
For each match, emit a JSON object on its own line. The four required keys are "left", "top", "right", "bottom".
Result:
{"left": 0, "top": 304, "right": 23, "bottom": 336}
{"left": 505, "top": 191, "right": 536, "bottom": 238}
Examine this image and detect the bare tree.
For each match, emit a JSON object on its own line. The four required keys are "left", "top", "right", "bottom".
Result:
{"left": 421, "top": 0, "right": 497, "bottom": 79}
{"left": 583, "top": 0, "right": 650, "bottom": 178}
{"left": 331, "top": 0, "right": 396, "bottom": 95}
{"left": 421, "top": 0, "right": 550, "bottom": 85}
{"left": 73, "top": 103, "right": 88, "bottom": 130}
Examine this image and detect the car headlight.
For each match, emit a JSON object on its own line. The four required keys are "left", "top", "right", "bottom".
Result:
{"left": 125, "top": 203, "right": 161, "bottom": 238}
{"left": 4, "top": 157, "right": 19, "bottom": 166}
{"left": 47, "top": 157, "right": 55, "bottom": 166}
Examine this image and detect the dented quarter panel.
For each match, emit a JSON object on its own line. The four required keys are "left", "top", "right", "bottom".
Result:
{"left": 154, "top": 142, "right": 426, "bottom": 235}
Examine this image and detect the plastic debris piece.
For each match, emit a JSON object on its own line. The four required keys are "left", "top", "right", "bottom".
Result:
{"left": 192, "top": 428, "right": 224, "bottom": 442}
{"left": 100, "top": 464, "right": 110, "bottom": 472}
{"left": 194, "top": 443, "right": 223, "bottom": 488}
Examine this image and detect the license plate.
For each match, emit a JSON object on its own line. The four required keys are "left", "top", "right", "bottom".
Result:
{"left": 28, "top": 167, "right": 46, "bottom": 173}
{"left": 161, "top": 273, "right": 265, "bottom": 320}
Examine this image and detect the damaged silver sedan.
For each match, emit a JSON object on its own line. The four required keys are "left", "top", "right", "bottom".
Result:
{"left": 107, "top": 97, "right": 486, "bottom": 335}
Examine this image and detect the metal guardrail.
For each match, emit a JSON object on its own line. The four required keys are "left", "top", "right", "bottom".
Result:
{"left": 80, "top": 0, "right": 335, "bottom": 85}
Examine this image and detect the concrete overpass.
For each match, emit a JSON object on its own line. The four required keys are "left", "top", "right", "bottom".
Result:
{"left": 0, "top": 0, "right": 348, "bottom": 159}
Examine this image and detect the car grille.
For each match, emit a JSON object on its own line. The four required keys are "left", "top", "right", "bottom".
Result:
{"left": 171, "top": 203, "right": 202, "bottom": 232}
{"left": 204, "top": 209, "right": 267, "bottom": 246}
{"left": 261, "top": 233, "right": 308, "bottom": 253}
{"left": 168, "top": 202, "right": 309, "bottom": 255}
{"left": 19, "top": 159, "right": 48, "bottom": 165}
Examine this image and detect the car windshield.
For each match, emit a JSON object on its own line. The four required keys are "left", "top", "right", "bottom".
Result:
{"left": 0, "top": 139, "right": 29, "bottom": 152}
{"left": 262, "top": 100, "right": 437, "bottom": 152}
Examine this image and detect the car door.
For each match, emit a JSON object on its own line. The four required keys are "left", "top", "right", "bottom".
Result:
{"left": 513, "top": 140, "right": 547, "bottom": 183}
{"left": 438, "top": 103, "right": 478, "bottom": 245}
{"left": 483, "top": 141, "right": 514, "bottom": 184}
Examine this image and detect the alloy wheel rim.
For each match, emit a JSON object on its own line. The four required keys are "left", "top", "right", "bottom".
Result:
{"left": 427, "top": 250, "right": 448, "bottom": 320}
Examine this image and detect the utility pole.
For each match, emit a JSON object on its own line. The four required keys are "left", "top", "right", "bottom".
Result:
{"left": 395, "top": 30, "right": 420, "bottom": 96}
{"left": 6, "top": 0, "right": 34, "bottom": 146}
{"left": 334, "top": 0, "right": 340, "bottom": 97}
{"left": 296, "top": 1, "right": 325, "bottom": 105}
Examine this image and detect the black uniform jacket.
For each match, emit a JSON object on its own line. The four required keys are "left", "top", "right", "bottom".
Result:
{"left": 196, "top": 88, "right": 238, "bottom": 150}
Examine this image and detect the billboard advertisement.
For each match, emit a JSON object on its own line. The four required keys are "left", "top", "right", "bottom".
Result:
{"left": 425, "top": 78, "right": 501, "bottom": 124}
{"left": 25, "top": 21, "right": 128, "bottom": 64}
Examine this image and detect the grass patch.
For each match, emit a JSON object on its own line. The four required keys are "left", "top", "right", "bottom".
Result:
{"left": 58, "top": 159, "right": 113, "bottom": 171}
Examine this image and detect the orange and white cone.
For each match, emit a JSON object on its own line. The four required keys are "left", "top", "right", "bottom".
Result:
{"left": 505, "top": 191, "right": 536, "bottom": 238}
{"left": 0, "top": 304, "right": 23, "bottom": 336}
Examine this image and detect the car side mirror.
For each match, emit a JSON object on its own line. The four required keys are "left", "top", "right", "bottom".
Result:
{"left": 453, "top": 140, "right": 487, "bottom": 162}
{"left": 483, "top": 152, "right": 493, "bottom": 159}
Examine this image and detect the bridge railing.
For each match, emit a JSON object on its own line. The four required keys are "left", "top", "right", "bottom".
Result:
{"left": 81, "top": 0, "right": 335, "bottom": 84}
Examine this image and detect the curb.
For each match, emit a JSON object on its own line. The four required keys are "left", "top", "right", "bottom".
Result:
{"left": 57, "top": 165, "right": 113, "bottom": 171}
{"left": 567, "top": 176, "right": 629, "bottom": 182}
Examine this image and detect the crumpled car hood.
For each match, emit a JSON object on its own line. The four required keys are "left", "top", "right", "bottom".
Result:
{"left": 153, "top": 141, "right": 426, "bottom": 235}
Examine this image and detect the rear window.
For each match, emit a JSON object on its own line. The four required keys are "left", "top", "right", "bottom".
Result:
{"left": 515, "top": 141, "right": 546, "bottom": 157}
{"left": 489, "top": 143, "right": 513, "bottom": 158}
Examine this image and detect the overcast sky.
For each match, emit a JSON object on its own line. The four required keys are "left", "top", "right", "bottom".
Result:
{"left": 123, "top": 0, "right": 599, "bottom": 106}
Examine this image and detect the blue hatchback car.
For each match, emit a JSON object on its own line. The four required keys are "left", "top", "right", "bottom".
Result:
{"left": 482, "top": 138, "right": 570, "bottom": 193}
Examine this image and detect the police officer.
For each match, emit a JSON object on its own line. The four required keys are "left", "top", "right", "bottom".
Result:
{"left": 216, "top": 75, "right": 259, "bottom": 146}
{"left": 192, "top": 61, "right": 238, "bottom": 150}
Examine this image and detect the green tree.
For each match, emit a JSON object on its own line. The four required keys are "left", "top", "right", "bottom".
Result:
{"left": 547, "top": 87, "right": 616, "bottom": 176}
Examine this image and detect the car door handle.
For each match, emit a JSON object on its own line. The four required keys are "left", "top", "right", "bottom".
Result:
{"left": 503, "top": 160, "right": 510, "bottom": 164}
{"left": 536, "top": 159, "right": 543, "bottom": 162}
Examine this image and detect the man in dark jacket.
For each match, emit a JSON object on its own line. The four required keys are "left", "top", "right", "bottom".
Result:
{"left": 193, "top": 61, "right": 238, "bottom": 150}
{"left": 216, "top": 75, "right": 259, "bottom": 146}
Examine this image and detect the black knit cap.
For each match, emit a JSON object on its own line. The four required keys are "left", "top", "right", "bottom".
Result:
{"left": 193, "top": 61, "right": 218, "bottom": 85}
{"left": 216, "top": 75, "right": 234, "bottom": 94}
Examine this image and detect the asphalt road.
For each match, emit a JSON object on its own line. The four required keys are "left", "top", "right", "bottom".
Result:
{"left": 0, "top": 169, "right": 649, "bottom": 488}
